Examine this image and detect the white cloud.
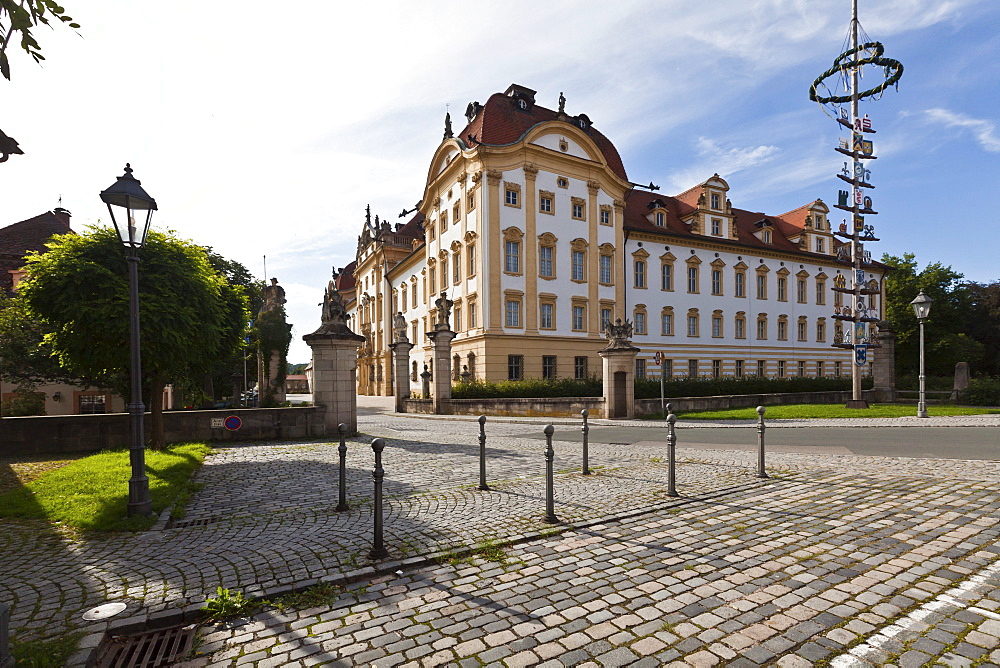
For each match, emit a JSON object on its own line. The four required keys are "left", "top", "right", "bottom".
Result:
{"left": 668, "top": 138, "right": 780, "bottom": 193}
{"left": 922, "top": 108, "right": 1000, "bottom": 153}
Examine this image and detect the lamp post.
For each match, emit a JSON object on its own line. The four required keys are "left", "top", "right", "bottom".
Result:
{"left": 100, "top": 164, "right": 157, "bottom": 516}
{"left": 910, "top": 290, "right": 933, "bottom": 419}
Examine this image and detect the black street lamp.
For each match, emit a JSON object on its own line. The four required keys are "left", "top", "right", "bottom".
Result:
{"left": 910, "top": 290, "right": 933, "bottom": 419}
{"left": 100, "top": 164, "right": 157, "bottom": 516}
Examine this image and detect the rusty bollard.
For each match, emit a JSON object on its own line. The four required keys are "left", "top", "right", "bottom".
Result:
{"left": 336, "top": 423, "right": 349, "bottom": 512}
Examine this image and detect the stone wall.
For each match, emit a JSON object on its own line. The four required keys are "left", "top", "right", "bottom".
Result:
{"left": 0, "top": 407, "right": 327, "bottom": 457}
{"left": 404, "top": 397, "right": 606, "bottom": 417}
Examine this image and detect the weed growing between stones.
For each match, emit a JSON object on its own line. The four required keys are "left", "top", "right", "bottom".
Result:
{"left": 9, "top": 632, "right": 83, "bottom": 667}
{"left": 200, "top": 587, "right": 260, "bottom": 620}
{"left": 269, "top": 582, "right": 345, "bottom": 612}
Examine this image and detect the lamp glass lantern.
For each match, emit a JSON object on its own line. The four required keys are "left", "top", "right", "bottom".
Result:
{"left": 99, "top": 163, "right": 157, "bottom": 250}
{"left": 910, "top": 290, "right": 933, "bottom": 320}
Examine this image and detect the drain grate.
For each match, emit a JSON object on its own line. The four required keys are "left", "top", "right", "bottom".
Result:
{"left": 169, "top": 516, "right": 218, "bottom": 529}
{"left": 97, "top": 625, "right": 195, "bottom": 667}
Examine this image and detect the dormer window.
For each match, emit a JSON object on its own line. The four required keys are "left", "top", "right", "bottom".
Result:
{"left": 710, "top": 193, "right": 721, "bottom": 210}
{"left": 711, "top": 218, "right": 721, "bottom": 235}
{"left": 655, "top": 211, "right": 664, "bottom": 227}
{"left": 763, "top": 229, "right": 773, "bottom": 244}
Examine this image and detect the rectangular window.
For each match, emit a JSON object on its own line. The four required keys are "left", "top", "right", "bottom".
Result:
{"left": 634, "top": 260, "right": 646, "bottom": 288}
{"left": 412, "top": 283, "right": 417, "bottom": 307}
{"left": 661, "top": 313, "right": 673, "bottom": 336}
{"left": 735, "top": 272, "right": 745, "bottom": 297}
{"left": 663, "top": 358, "right": 673, "bottom": 378}
{"left": 661, "top": 264, "right": 673, "bottom": 291}
{"left": 468, "top": 192, "right": 476, "bottom": 210}
{"left": 777, "top": 360, "right": 786, "bottom": 378}
{"left": 599, "top": 256, "right": 613, "bottom": 284}
{"left": 572, "top": 305, "right": 585, "bottom": 331}
{"left": 505, "top": 299, "right": 521, "bottom": 327}
{"left": 542, "top": 355, "right": 557, "bottom": 380}
{"left": 601, "top": 308, "right": 612, "bottom": 332}
{"left": 687, "top": 266, "right": 698, "bottom": 293}
{"left": 735, "top": 360, "right": 744, "bottom": 378}
{"left": 540, "top": 196, "right": 552, "bottom": 213}
{"left": 835, "top": 360, "right": 842, "bottom": 377}
{"left": 687, "top": 314, "right": 698, "bottom": 337}
{"left": 635, "top": 312, "right": 646, "bottom": 335}
{"left": 468, "top": 245, "right": 477, "bottom": 275}
{"left": 540, "top": 302, "right": 554, "bottom": 329}
{"left": 711, "top": 218, "right": 721, "bottom": 235}
{"left": 454, "top": 306, "right": 462, "bottom": 332}
{"left": 798, "top": 360, "right": 806, "bottom": 377}
{"left": 688, "top": 359, "right": 698, "bottom": 378}
{"left": 600, "top": 209, "right": 611, "bottom": 225}
{"left": 798, "top": 321, "right": 807, "bottom": 341}
{"left": 505, "top": 189, "right": 519, "bottom": 206}
{"left": 816, "top": 237, "right": 825, "bottom": 253}
{"left": 453, "top": 253, "right": 461, "bottom": 283}
{"left": 757, "top": 319, "right": 767, "bottom": 340}
{"left": 574, "top": 356, "right": 588, "bottom": 379}
{"left": 778, "top": 320, "right": 787, "bottom": 340}
{"left": 712, "top": 316, "right": 722, "bottom": 338}
{"left": 711, "top": 269, "right": 722, "bottom": 295}
{"left": 817, "top": 360, "right": 825, "bottom": 377}
{"left": 757, "top": 274, "right": 767, "bottom": 299}
{"left": 817, "top": 320, "right": 825, "bottom": 342}
{"left": 712, "top": 360, "right": 721, "bottom": 378}
{"left": 469, "top": 302, "right": 477, "bottom": 328}
{"left": 778, "top": 277, "right": 787, "bottom": 301}
{"left": 757, "top": 359, "right": 766, "bottom": 377}
{"left": 636, "top": 358, "right": 647, "bottom": 380}
{"left": 572, "top": 251, "right": 585, "bottom": 281}
{"left": 505, "top": 241, "right": 520, "bottom": 273}
{"left": 711, "top": 193, "right": 721, "bottom": 209}
{"left": 429, "top": 268, "right": 436, "bottom": 294}
{"left": 508, "top": 355, "right": 524, "bottom": 381}
{"left": 816, "top": 280, "right": 825, "bottom": 305}
{"left": 735, "top": 318, "right": 745, "bottom": 339}
{"left": 572, "top": 202, "right": 584, "bottom": 219}
{"left": 454, "top": 202, "right": 461, "bottom": 221}
{"left": 440, "top": 259, "right": 448, "bottom": 290}
{"left": 539, "top": 246, "right": 553, "bottom": 278}
{"left": 79, "top": 394, "right": 106, "bottom": 414}
{"left": 797, "top": 280, "right": 807, "bottom": 303}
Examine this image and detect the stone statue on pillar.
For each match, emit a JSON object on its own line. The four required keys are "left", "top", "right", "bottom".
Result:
{"left": 599, "top": 318, "right": 640, "bottom": 419}
{"left": 389, "top": 311, "right": 414, "bottom": 412}
{"left": 303, "top": 271, "right": 366, "bottom": 434}
{"left": 257, "top": 277, "right": 291, "bottom": 407}
{"left": 426, "top": 292, "right": 456, "bottom": 414}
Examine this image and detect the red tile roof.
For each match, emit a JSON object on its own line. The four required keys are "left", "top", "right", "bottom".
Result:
{"left": 458, "top": 92, "right": 627, "bottom": 181}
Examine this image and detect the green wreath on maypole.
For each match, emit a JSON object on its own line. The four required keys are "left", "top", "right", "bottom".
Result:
{"left": 809, "top": 41, "right": 903, "bottom": 104}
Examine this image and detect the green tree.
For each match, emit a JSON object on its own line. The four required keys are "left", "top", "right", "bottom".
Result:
{"left": 0, "top": 0, "right": 79, "bottom": 80}
{"left": 965, "top": 281, "right": 1000, "bottom": 377}
{"left": 18, "top": 226, "right": 249, "bottom": 447}
{"left": 881, "top": 253, "right": 982, "bottom": 378}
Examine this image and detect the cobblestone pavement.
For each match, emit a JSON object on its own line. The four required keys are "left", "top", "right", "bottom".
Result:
{"left": 1, "top": 403, "right": 998, "bottom": 667}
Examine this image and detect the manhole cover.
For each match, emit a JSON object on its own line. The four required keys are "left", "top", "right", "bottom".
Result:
{"left": 82, "top": 602, "right": 128, "bottom": 621}
{"left": 97, "top": 625, "right": 196, "bottom": 668}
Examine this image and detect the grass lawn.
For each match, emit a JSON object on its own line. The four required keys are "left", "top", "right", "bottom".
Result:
{"left": 641, "top": 404, "right": 1000, "bottom": 420}
{"left": 0, "top": 442, "right": 212, "bottom": 532}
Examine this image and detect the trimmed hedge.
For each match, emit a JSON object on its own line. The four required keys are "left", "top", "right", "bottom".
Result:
{"left": 963, "top": 377, "right": 1000, "bottom": 406}
{"left": 452, "top": 375, "right": 870, "bottom": 400}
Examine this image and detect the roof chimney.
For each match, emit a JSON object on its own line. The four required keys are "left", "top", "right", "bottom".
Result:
{"left": 52, "top": 207, "right": 72, "bottom": 229}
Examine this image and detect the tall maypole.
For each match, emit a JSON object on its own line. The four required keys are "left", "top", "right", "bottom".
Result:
{"left": 810, "top": 0, "right": 903, "bottom": 408}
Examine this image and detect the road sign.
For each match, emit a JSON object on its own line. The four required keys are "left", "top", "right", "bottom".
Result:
{"left": 211, "top": 418, "right": 223, "bottom": 428}
{"left": 224, "top": 415, "right": 242, "bottom": 431}
{"left": 654, "top": 351, "right": 663, "bottom": 365}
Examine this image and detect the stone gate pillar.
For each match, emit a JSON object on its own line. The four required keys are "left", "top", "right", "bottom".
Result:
{"left": 599, "top": 318, "right": 640, "bottom": 419}
{"left": 389, "top": 312, "right": 413, "bottom": 413}
{"left": 303, "top": 276, "right": 366, "bottom": 434}
{"left": 873, "top": 319, "right": 896, "bottom": 402}
{"left": 426, "top": 292, "right": 455, "bottom": 415}
{"left": 258, "top": 277, "right": 290, "bottom": 405}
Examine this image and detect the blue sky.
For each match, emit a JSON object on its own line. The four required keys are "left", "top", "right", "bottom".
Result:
{"left": 3, "top": 0, "right": 997, "bottom": 363}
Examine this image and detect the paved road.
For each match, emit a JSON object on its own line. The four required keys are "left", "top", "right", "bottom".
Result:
{"left": 526, "top": 426, "right": 1000, "bottom": 461}
{"left": 2, "top": 401, "right": 999, "bottom": 667}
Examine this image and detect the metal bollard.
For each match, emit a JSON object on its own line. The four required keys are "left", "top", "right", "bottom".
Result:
{"left": 581, "top": 409, "right": 590, "bottom": 475}
{"left": 369, "top": 438, "right": 389, "bottom": 560}
{"left": 543, "top": 425, "right": 558, "bottom": 523}
{"left": 478, "top": 415, "right": 489, "bottom": 491}
{"left": 336, "top": 423, "right": 349, "bottom": 512}
{"left": 756, "top": 406, "right": 769, "bottom": 479}
{"left": 0, "top": 602, "right": 11, "bottom": 668}
{"left": 666, "top": 404, "right": 678, "bottom": 497}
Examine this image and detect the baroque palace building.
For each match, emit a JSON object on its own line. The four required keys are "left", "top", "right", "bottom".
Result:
{"left": 336, "top": 84, "right": 885, "bottom": 396}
